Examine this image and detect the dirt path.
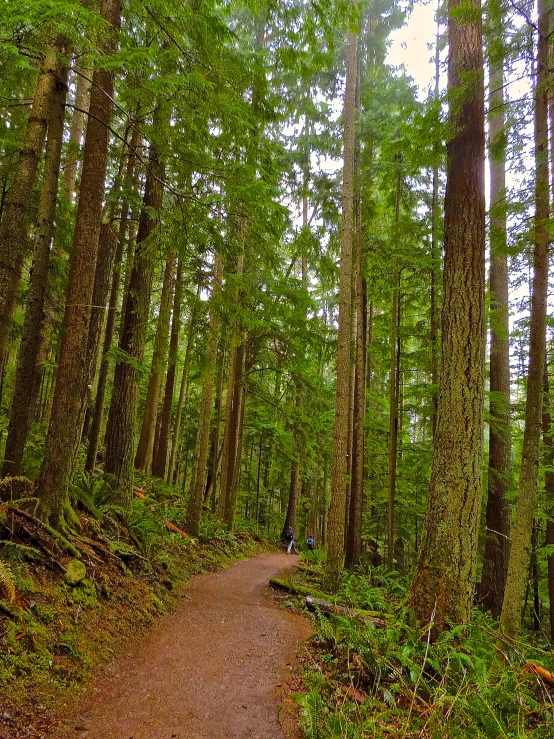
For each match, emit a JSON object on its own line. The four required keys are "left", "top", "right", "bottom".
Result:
{"left": 55, "top": 552, "right": 311, "bottom": 739}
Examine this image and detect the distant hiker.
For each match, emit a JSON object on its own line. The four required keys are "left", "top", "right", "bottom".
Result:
{"left": 285, "top": 526, "right": 295, "bottom": 554}
{"left": 306, "top": 535, "right": 315, "bottom": 551}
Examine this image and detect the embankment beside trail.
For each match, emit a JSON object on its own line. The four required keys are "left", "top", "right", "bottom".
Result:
{"left": 0, "top": 507, "right": 268, "bottom": 739}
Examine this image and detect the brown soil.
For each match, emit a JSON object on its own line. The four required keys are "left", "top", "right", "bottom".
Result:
{"left": 53, "top": 552, "right": 312, "bottom": 739}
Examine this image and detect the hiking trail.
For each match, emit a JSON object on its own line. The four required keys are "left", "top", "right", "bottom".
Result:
{"left": 54, "top": 552, "right": 311, "bottom": 739}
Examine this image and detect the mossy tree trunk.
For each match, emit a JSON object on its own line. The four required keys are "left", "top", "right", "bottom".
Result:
{"left": 387, "top": 171, "right": 401, "bottom": 569}
{"left": 0, "top": 39, "right": 65, "bottom": 369}
{"left": 36, "top": 2, "right": 122, "bottom": 525}
{"left": 186, "top": 250, "right": 223, "bottom": 536}
{"left": 103, "top": 135, "right": 164, "bottom": 499}
{"left": 135, "top": 248, "right": 177, "bottom": 473}
{"left": 1, "top": 63, "right": 69, "bottom": 479}
{"left": 345, "top": 165, "right": 365, "bottom": 569}
{"left": 542, "top": 357, "right": 554, "bottom": 642}
{"left": 478, "top": 10, "right": 511, "bottom": 616}
{"left": 325, "top": 25, "right": 358, "bottom": 591}
{"left": 224, "top": 336, "right": 247, "bottom": 529}
{"left": 167, "top": 298, "right": 198, "bottom": 484}
{"left": 500, "top": 0, "right": 550, "bottom": 640}
{"left": 63, "top": 66, "right": 92, "bottom": 202}
{"left": 152, "top": 258, "right": 184, "bottom": 479}
{"left": 85, "top": 127, "right": 141, "bottom": 472}
{"left": 407, "top": 0, "right": 486, "bottom": 632}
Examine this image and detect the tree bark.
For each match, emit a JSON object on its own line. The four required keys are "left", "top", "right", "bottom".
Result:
{"left": 205, "top": 333, "right": 226, "bottom": 507}
{"left": 345, "top": 174, "right": 365, "bottom": 569}
{"left": 63, "top": 66, "right": 92, "bottom": 201}
{"left": 325, "top": 26, "right": 358, "bottom": 591}
{"left": 387, "top": 171, "right": 402, "bottom": 569}
{"left": 0, "top": 40, "right": 65, "bottom": 368}
{"left": 430, "top": 1, "right": 441, "bottom": 440}
{"left": 135, "top": 248, "right": 177, "bottom": 472}
{"left": 152, "top": 258, "right": 184, "bottom": 479}
{"left": 167, "top": 300, "right": 198, "bottom": 483}
{"left": 499, "top": 0, "right": 550, "bottom": 641}
{"left": 103, "top": 134, "right": 164, "bottom": 499}
{"left": 542, "top": 356, "right": 554, "bottom": 642}
{"left": 224, "top": 338, "right": 247, "bottom": 529}
{"left": 478, "top": 12, "right": 511, "bottom": 616}
{"left": 407, "top": 0, "right": 486, "bottom": 632}
{"left": 186, "top": 251, "right": 223, "bottom": 535}
{"left": 85, "top": 127, "right": 141, "bottom": 472}
{"left": 36, "top": 1, "right": 121, "bottom": 525}
{"left": 1, "top": 63, "right": 69, "bottom": 479}
{"left": 217, "top": 248, "right": 245, "bottom": 520}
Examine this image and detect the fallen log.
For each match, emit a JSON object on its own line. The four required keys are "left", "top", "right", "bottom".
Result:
{"left": 164, "top": 521, "right": 191, "bottom": 539}
{"left": 524, "top": 661, "right": 554, "bottom": 686}
{"left": 269, "top": 577, "right": 332, "bottom": 601}
{"left": 268, "top": 577, "right": 388, "bottom": 623}
{"left": 305, "top": 595, "right": 386, "bottom": 627}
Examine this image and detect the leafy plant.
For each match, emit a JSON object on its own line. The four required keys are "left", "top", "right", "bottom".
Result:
{"left": 0, "top": 560, "right": 15, "bottom": 603}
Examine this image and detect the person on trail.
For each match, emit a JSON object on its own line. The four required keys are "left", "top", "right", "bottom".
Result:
{"left": 285, "top": 526, "right": 295, "bottom": 554}
{"left": 306, "top": 535, "right": 315, "bottom": 551}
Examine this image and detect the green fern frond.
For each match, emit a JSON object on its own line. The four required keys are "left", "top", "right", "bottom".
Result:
{"left": 0, "top": 560, "right": 16, "bottom": 603}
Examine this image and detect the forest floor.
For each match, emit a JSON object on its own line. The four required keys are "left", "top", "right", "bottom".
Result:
{"left": 48, "top": 552, "right": 312, "bottom": 739}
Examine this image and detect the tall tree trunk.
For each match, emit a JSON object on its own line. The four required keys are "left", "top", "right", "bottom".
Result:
{"left": 478, "top": 10, "right": 511, "bottom": 616}
{"left": 325, "top": 25, "right": 358, "bottom": 591}
{"left": 499, "top": 0, "right": 550, "bottom": 641}
{"left": 80, "top": 129, "right": 132, "bottom": 445}
{"left": 387, "top": 265, "right": 401, "bottom": 569}
{"left": 387, "top": 170, "right": 402, "bottom": 568}
{"left": 186, "top": 251, "right": 223, "bottom": 536}
{"left": 152, "top": 258, "right": 184, "bottom": 479}
{"left": 79, "top": 222, "right": 118, "bottom": 438}
{"left": 407, "top": 0, "right": 486, "bottom": 632}
{"left": 103, "top": 134, "right": 164, "bottom": 499}
{"left": 280, "top": 391, "right": 302, "bottom": 539}
{"left": 217, "top": 248, "right": 245, "bottom": 520}
{"left": 205, "top": 333, "right": 226, "bottom": 507}
{"left": 85, "top": 127, "right": 140, "bottom": 472}
{"left": 1, "top": 63, "right": 69, "bottom": 479}
{"left": 0, "top": 40, "right": 65, "bottom": 368}
{"left": 542, "top": 356, "right": 554, "bottom": 642}
{"left": 224, "top": 338, "right": 247, "bottom": 529}
{"left": 430, "top": 0, "right": 441, "bottom": 440}
{"left": 135, "top": 248, "right": 177, "bottom": 472}
{"left": 36, "top": 1, "right": 121, "bottom": 525}
{"left": 345, "top": 171, "right": 366, "bottom": 569}
{"left": 167, "top": 301, "right": 197, "bottom": 483}
{"left": 63, "top": 66, "right": 92, "bottom": 201}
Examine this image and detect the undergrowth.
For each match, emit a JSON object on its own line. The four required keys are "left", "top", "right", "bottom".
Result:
{"left": 0, "top": 470, "right": 269, "bottom": 737}
{"left": 293, "top": 557, "right": 554, "bottom": 739}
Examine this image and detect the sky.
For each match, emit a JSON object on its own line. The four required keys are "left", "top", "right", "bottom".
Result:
{"left": 388, "top": 1, "right": 438, "bottom": 99}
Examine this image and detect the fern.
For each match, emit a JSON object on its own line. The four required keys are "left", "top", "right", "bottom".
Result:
{"left": 0, "top": 560, "right": 16, "bottom": 603}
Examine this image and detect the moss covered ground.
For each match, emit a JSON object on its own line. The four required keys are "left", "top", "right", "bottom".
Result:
{"left": 0, "top": 493, "right": 268, "bottom": 738}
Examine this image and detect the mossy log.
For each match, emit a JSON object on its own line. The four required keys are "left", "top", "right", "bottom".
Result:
{"left": 305, "top": 595, "right": 386, "bottom": 626}
{"left": 268, "top": 577, "right": 389, "bottom": 622}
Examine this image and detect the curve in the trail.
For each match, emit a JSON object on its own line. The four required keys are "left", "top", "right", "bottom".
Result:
{"left": 57, "top": 552, "right": 311, "bottom": 739}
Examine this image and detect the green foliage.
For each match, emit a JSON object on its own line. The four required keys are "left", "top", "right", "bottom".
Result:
{"left": 0, "top": 560, "right": 15, "bottom": 603}
{"left": 298, "top": 568, "right": 554, "bottom": 738}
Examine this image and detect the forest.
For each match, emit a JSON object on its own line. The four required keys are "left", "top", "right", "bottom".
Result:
{"left": 1, "top": 0, "right": 554, "bottom": 736}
